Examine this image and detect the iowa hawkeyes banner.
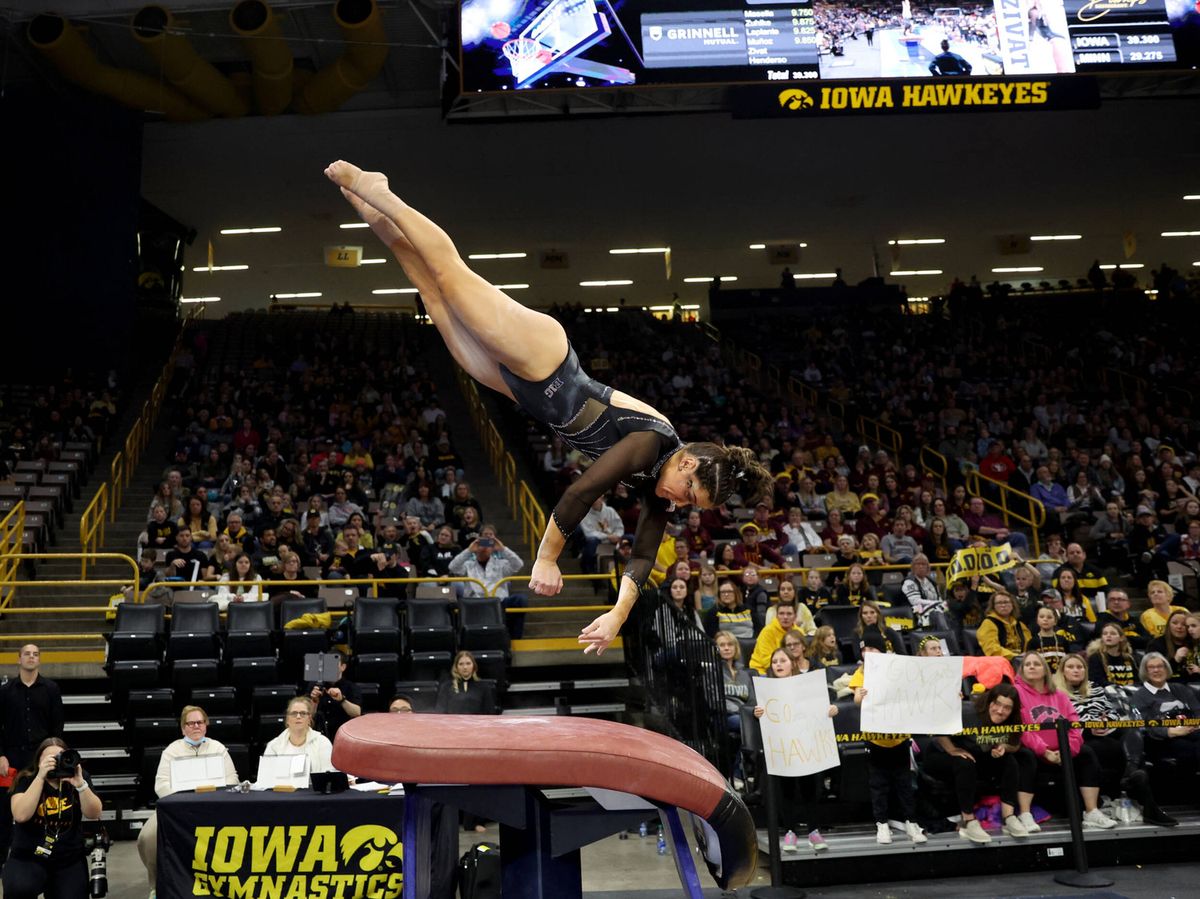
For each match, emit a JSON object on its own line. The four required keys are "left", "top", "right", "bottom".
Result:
{"left": 732, "top": 77, "right": 1099, "bottom": 117}
{"left": 157, "top": 791, "right": 405, "bottom": 898}
{"left": 946, "top": 542, "right": 1018, "bottom": 586}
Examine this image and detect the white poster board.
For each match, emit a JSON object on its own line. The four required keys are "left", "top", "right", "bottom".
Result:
{"left": 169, "top": 755, "right": 227, "bottom": 792}
{"left": 253, "top": 754, "right": 309, "bottom": 790}
{"left": 860, "top": 653, "right": 963, "bottom": 735}
{"left": 752, "top": 670, "right": 840, "bottom": 777}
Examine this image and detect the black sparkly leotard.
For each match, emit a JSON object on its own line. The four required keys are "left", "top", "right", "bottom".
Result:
{"left": 499, "top": 344, "right": 681, "bottom": 586}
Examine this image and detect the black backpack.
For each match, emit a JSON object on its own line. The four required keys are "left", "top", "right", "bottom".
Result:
{"left": 458, "top": 842, "right": 501, "bottom": 899}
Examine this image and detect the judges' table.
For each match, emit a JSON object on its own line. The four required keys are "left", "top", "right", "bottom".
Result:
{"left": 156, "top": 789, "right": 408, "bottom": 899}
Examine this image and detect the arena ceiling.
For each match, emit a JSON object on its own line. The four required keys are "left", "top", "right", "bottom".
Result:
{"left": 3, "top": 2, "right": 1200, "bottom": 312}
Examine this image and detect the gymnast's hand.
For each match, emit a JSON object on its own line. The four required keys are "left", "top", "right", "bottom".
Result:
{"left": 529, "top": 558, "right": 563, "bottom": 596}
{"left": 579, "top": 611, "right": 622, "bottom": 656}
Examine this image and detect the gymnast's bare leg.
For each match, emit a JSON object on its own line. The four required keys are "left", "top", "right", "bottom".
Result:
{"left": 326, "top": 161, "right": 569, "bottom": 388}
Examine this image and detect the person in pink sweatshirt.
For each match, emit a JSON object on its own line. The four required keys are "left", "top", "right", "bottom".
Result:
{"left": 1014, "top": 652, "right": 1118, "bottom": 829}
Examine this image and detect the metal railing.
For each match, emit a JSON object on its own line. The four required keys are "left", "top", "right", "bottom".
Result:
{"left": 456, "top": 367, "right": 545, "bottom": 560}
{"left": 964, "top": 470, "right": 1046, "bottom": 557}
{"left": 857, "top": 414, "right": 903, "bottom": 458}
{"left": 919, "top": 444, "right": 949, "bottom": 495}
{"left": 77, "top": 309, "right": 201, "bottom": 574}
{"left": 0, "top": 553, "right": 142, "bottom": 611}
{"left": 0, "top": 503, "right": 25, "bottom": 609}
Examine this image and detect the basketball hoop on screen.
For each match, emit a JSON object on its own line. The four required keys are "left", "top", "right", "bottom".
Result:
{"left": 502, "top": 37, "right": 553, "bottom": 67}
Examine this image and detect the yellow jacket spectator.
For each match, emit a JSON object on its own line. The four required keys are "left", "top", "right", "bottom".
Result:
{"left": 749, "top": 601, "right": 806, "bottom": 674}
{"left": 977, "top": 592, "right": 1032, "bottom": 660}
{"left": 1139, "top": 580, "right": 1188, "bottom": 639}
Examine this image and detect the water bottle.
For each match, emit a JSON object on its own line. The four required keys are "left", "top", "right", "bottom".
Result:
{"left": 656, "top": 832, "right": 667, "bottom": 856}
{"left": 638, "top": 821, "right": 648, "bottom": 838}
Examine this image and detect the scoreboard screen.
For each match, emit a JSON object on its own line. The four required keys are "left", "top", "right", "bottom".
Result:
{"left": 459, "top": 0, "right": 1198, "bottom": 91}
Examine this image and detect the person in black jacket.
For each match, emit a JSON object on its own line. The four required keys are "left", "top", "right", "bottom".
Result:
{"left": 0, "top": 645, "right": 65, "bottom": 866}
{"left": 1131, "top": 652, "right": 1200, "bottom": 785}
{"left": 435, "top": 652, "right": 496, "bottom": 716}
{"left": 921, "top": 682, "right": 1037, "bottom": 842}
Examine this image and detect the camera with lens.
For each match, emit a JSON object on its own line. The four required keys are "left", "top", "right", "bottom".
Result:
{"left": 51, "top": 748, "right": 81, "bottom": 779}
{"left": 84, "top": 828, "right": 110, "bottom": 898}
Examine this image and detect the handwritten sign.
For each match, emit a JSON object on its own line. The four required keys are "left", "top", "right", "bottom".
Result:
{"left": 753, "top": 670, "right": 840, "bottom": 777}
{"left": 860, "top": 654, "right": 963, "bottom": 735}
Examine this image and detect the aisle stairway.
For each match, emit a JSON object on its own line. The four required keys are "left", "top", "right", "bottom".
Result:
{"left": 431, "top": 344, "right": 633, "bottom": 719}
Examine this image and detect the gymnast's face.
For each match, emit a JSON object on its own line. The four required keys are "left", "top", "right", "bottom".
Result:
{"left": 655, "top": 455, "right": 713, "bottom": 509}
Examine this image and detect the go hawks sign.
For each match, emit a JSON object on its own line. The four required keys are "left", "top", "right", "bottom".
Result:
{"left": 158, "top": 792, "right": 405, "bottom": 898}
{"left": 733, "top": 77, "right": 1099, "bottom": 117}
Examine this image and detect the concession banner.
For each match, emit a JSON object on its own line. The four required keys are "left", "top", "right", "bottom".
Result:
{"left": 946, "top": 541, "right": 1018, "bottom": 586}
{"left": 157, "top": 791, "right": 406, "bottom": 899}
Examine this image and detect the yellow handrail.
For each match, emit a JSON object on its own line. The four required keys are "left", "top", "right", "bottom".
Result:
{"left": 919, "top": 444, "right": 949, "bottom": 495}
{"left": 0, "top": 551, "right": 140, "bottom": 611}
{"left": 857, "top": 414, "right": 902, "bottom": 458}
{"left": 1099, "top": 367, "right": 1147, "bottom": 401}
{"left": 77, "top": 312, "right": 201, "bottom": 573}
{"left": 78, "top": 484, "right": 108, "bottom": 578}
{"left": 963, "top": 470, "right": 1046, "bottom": 557}
{"left": 0, "top": 503, "right": 26, "bottom": 609}
{"left": 109, "top": 451, "right": 124, "bottom": 523}
{"left": 455, "top": 366, "right": 546, "bottom": 560}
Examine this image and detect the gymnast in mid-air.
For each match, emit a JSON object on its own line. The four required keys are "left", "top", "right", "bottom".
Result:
{"left": 325, "top": 160, "right": 772, "bottom": 655}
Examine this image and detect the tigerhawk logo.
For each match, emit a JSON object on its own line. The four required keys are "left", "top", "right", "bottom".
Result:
{"left": 341, "top": 825, "right": 404, "bottom": 872}
{"left": 778, "top": 89, "right": 815, "bottom": 110}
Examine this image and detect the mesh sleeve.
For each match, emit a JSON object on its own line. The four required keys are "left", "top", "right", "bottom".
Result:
{"left": 621, "top": 494, "right": 671, "bottom": 588}
{"left": 551, "top": 431, "right": 669, "bottom": 537}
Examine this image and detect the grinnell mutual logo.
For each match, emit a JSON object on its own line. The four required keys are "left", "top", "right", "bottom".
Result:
{"left": 191, "top": 824, "right": 404, "bottom": 898}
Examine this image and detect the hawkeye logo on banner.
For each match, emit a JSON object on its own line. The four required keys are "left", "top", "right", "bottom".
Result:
{"left": 190, "top": 824, "right": 404, "bottom": 898}
{"left": 946, "top": 542, "right": 1019, "bottom": 586}
{"left": 734, "top": 77, "right": 1099, "bottom": 117}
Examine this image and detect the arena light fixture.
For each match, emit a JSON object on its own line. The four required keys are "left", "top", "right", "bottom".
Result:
{"left": 180, "top": 296, "right": 220, "bottom": 303}
{"left": 191, "top": 264, "right": 249, "bottom": 272}
{"left": 339, "top": 222, "right": 370, "bottom": 229}
{"left": 360, "top": 258, "right": 387, "bottom": 265}
{"left": 580, "top": 279, "right": 634, "bottom": 286}
{"left": 468, "top": 252, "right": 528, "bottom": 260}
{"left": 1030, "top": 234, "right": 1083, "bottom": 241}
{"left": 793, "top": 272, "right": 837, "bottom": 280}
{"left": 273, "top": 292, "right": 322, "bottom": 299}
{"left": 219, "top": 226, "right": 282, "bottom": 234}
{"left": 372, "top": 288, "right": 420, "bottom": 294}
{"left": 906, "top": 296, "right": 930, "bottom": 302}
{"left": 608, "top": 247, "right": 669, "bottom": 255}
{"left": 682, "top": 276, "right": 738, "bottom": 283}
{"left": 748, "top": 243, "right": 767, "bottom": 249}
{"left": 1183, "top": 195, "right": 1200, "bottom": 201}
{"left": 991, "top": 266, "right": 1044, "bottom": 273}
{"left": 750, "top": 242, "right": 807, "bottom": 249}
{"left": 1161, "top": 230, "right": 1200, "bottom": 237}
{"left": 888, "top": 238, "right": 945, "bottom": 245}
{"left": 890, "top": 269, "right": 943, "bottom": 276}
{"left": 1098, "top": 264, "right": 1144, "bottom": 270}
{"left": 492, "top": 283, "right": 529, "bottom": 289}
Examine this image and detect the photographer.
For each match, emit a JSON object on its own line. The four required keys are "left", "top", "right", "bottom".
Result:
{"left": 305, "top": 654, "right": 362, "bottom": 738}
{"left": 4, "top": 738, "right": 101, "bottom": 899}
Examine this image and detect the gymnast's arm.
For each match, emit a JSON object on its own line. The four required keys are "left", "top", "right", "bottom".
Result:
{"left": 529, "top": 430, "right": 670, "bottom": 596}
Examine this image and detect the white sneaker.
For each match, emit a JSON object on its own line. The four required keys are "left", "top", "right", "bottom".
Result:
{"left": 1003, "top": 815, "right": 1029, "bottom": 838}
{"left": 1083, "top": 808, "right": 1117, "bottom": 830}
{"left": 905, "top": 821, "right": 927, "bottom": 844}
{"left": 960, "top": 819, "right": 992, "bottom": 844}
{"left": 1018, "top": 812, "right": 1041, "bottom": 833}
{"left": 876, "top": 822, "right": 892, "bottom": 844}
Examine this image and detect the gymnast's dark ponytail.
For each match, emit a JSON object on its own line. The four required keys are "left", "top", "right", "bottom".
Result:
{"left": 687, "top": 443, "right": 774, "bottom": 507}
